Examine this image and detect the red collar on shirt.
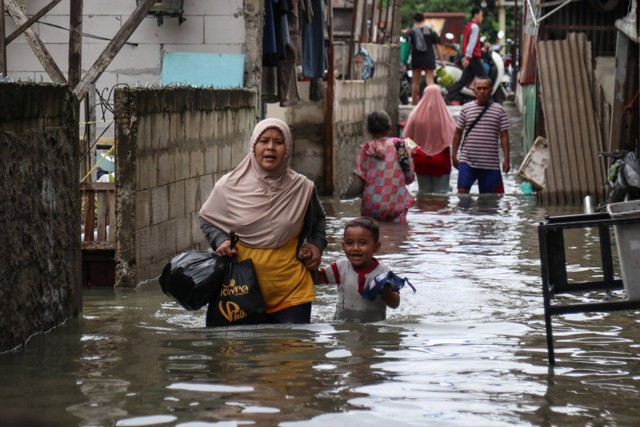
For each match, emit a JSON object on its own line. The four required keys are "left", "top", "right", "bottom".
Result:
{"left": 352, "top": 258, "right": 380, "bottom": 293}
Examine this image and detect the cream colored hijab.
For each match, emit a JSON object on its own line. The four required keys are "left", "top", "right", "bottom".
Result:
{"left": 403, "top": 85, "right": 456, "bottom": 156}
{"left": 199, "top": 118, "right": 313, "bottom": 248}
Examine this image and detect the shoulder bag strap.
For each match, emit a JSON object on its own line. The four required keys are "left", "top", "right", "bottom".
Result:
{"left": 461, "top": 101, "right": 492, "bottom": 148}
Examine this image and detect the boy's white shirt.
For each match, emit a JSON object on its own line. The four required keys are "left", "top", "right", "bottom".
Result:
{"left": 320, "top": 259, "right": 390, "bottom": 323}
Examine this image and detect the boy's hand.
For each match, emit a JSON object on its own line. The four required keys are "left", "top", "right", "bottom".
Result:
{"left": 298, "top": 243, "right": 321, "bottom": 271}
{"left": 381, "top": 284, "right": 400, "bottom": 309}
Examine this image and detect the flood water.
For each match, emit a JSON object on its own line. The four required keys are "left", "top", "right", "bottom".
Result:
{"left": 3, "top": 103, "right": 640, "bottom": 426}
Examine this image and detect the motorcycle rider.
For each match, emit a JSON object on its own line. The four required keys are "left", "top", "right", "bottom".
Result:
{"left": 445, "top": 8, "right": 486, "bottom": 105}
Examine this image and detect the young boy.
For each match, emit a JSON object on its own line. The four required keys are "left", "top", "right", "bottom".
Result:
{"left": 316, "top": 217, "right": 400, "bottom": 322}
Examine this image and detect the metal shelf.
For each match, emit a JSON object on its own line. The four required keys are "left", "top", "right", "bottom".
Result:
{"left": 538, "top": 212, "right": 640, "bottom": 364}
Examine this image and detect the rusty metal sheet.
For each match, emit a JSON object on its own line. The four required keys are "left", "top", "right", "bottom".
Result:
{"left": 536, "top": 33, "right": 606, "bottom": 205}
{"left": 520, "top": 33, "right": 538, "bottom": 85}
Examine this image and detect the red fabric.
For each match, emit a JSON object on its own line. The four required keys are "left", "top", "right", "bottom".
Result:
{"left": 352, "top": 258, "right": 380, "bottom": 294}
{"left": 462, "top": 20, "right": 482, "bottom": 59}
{"left": 413, "top": 146, "right": 452, "bottom": 176}
{"left": 330, "top": 262, "right": 341, "bottom": 285}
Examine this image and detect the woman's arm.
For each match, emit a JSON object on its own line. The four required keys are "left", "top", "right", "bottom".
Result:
{"left": 341, "top": 174, "right": 365, "bottom": 199}
{"left": 198, "top": 216, "right": 236, "bottom": 256}
{"left": 298, "top": 188, "right": 327, "bottom": 271}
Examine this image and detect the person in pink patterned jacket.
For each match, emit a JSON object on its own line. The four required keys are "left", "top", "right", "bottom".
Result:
{"left": 342, "top": 110, "right": 415, "bottom": 222}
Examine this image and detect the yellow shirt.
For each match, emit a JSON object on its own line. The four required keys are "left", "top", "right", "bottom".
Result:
{"left": 236, "top": 231, "right": 314, "bottom": 314}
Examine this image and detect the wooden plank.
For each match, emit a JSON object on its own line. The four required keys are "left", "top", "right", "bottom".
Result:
{"left": 68, "top": 0, "right": 82, "bottom": 87}
{"left": 4, "top": 0, "right": 66, "bottom": 82}
{"left": 545, "top": 41, "right": 573, "bottom": 205}
{"left": 72, "top": 0, "right": 155, "bottom": 99}
{"left": 97, "top": 191, "right": 107, "bottom": 241}
{"left": 609, "top": 34, "right": 631, "bottom": 152}
{"left": 5, "top": 0, "right": 63, "bottom": 44}
{"left": 0, "top": 1, "right": 6, "bottom": 76}
{"left": 81, "top": 182, "right": 115, "bottom": 191}
{"left": 573, "top": 34, "right": 605, "bottom": 203}
{"left": 83, "top": 190, "right": 95, "bottom": 241}
{"left": 82, "top": 241, "right": 116, "bottom": 251}
{"left": 107, "top": 190, "right": 116, "bottom": 242}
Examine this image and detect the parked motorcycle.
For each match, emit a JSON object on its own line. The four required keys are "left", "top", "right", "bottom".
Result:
{"left": 399, "top": 64, "right": 411, "bottom": 105}
{"left": 435, "top": 35, "right": 512, "bottom": 104}
{"left": 597, "top": 150, "right": 640, "bottom": 211}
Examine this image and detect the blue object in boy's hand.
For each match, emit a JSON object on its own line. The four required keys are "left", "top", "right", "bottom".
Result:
{"left": 360, "top": 271, "right": 417, "bottom": 300}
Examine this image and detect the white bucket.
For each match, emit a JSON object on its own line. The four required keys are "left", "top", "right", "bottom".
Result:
{"left": 607, "top": 200, "right": 640, "bottom": 299}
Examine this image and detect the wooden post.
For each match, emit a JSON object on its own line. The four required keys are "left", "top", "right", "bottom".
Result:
{"left": 6, "top": 0, "right": 63, "bottom": 44}
{"left": 347, "top": 0, "right": 358, "bottom": 79}
{"left": 68, "top": 0, "right": 82, "bottom": 88}
{"left": 4, "top": 0, "right": 66, "bottom": 82}
{"left": 72, "top": 0, "right": 156, "bottom": 100}
{"left": 324, "top": 0, "right": 335, "bottom": 196}
{"left": 0, "top": 2, "right": 6, "bottom": 76}
{"left": 389, "top": 0, "right": 397, "bottom": 43}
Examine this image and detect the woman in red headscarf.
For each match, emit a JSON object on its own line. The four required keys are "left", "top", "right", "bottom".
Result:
{"left": 403, "top": 85, "right": 456, "bottom": 193}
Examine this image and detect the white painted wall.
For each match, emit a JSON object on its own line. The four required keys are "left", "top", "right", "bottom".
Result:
{"left": 4, "top": 0, "right": 245, "bottom": 88}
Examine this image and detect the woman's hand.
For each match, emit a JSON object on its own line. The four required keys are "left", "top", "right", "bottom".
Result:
{"left": 215, "top": 240, "right": 238, "bottom": 257}
{"left": 297, "top": 243, "right": 322, "bottom": 271}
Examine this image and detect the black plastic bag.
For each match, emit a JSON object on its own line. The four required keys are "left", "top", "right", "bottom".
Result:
{"left": 206, "top": 257, "right": 267, "bottom": 327}
{"left": 159, "top": 251, "right": 228, "bottom": 311}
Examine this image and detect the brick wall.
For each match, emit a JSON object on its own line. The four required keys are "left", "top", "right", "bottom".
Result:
{"left": 0, "top": 83, "right": 81, "bottom": 352}
{"left": 332, "top": 43, "right": 399, "bottom": 196}
{"left": 268, "top": 43, "right": 400, "bottom": 197}
{"left": 114, "top": 87, "right": 257, "bottom": 287}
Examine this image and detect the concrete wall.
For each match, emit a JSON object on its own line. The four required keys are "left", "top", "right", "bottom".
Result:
{"left": 114, "top": 87, "right": 257, "bottom": 287}
{"left": 0, "top": 83, "right": 81, "bottom": 352}
{"left": 333, "top": 43, "right": 399, "bottom": 196}
{"left": 267, "top": 43, "right": 400, "bottom": 196}
{"left": 3, "top": 0, "right": 258, "bottom": 134}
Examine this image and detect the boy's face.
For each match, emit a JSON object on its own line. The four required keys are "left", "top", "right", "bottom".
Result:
{"left": 342, "top": 225, "right": 381, "bottom": 269}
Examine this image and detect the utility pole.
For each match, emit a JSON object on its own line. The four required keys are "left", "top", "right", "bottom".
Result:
{"left": 498, "top": 0, "right": 506, "bottom": 55}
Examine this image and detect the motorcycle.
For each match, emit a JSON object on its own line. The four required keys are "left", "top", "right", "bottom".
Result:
{"left": 435, "top": 34, "right": 512, "bottom": 104}
{"left": 597, "top": 150, "right": 640, "bottom": 211}
{"left": 399, "top": 64, "right": 411, "bottom": 105}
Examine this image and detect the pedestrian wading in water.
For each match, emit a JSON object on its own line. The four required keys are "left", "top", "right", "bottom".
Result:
{"left": 199, "top": 118, "right": 327, "bottom": 325}
{"left": 316, "top": 217, "right": 402, "bottom": 323}
{"left": 342, "top": 110, "right": 415, "bottom": 222}
{"left": 403, "top": 85, "right": 456, "bottom": 193}
{"left": 452, "top": 76, "right": 510, "bottom": 194}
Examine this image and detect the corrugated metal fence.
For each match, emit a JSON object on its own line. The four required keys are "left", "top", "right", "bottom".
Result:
{"left": 537, "top": 33, "right": 606, "bottom": 205}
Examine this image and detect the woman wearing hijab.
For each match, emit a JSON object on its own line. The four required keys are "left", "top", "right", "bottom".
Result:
{"left": 198, "top": 118, "right": 327, "bottom": 324}
{"left": 402, "top": 85, "right": 456, "bottom": 193}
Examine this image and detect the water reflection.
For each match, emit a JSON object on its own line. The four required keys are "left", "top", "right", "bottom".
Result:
{"left": 3, "top": 163, "right": 640, "bottom": 423}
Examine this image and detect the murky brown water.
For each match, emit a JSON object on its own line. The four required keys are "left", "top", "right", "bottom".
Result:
{"left": 2, "top": 103, "right": 640, "bottom": 426}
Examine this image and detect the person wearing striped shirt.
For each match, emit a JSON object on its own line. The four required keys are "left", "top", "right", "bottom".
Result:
{"left": 451, "top": 77, "right": 510, "bottom": 193}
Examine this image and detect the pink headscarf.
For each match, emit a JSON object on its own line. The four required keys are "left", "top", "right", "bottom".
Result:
{"left": 199, "top": 118, "right": 313, "bottom": 248}
{"left": 403, "top": 85, "right": 456, "bottom": 156}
